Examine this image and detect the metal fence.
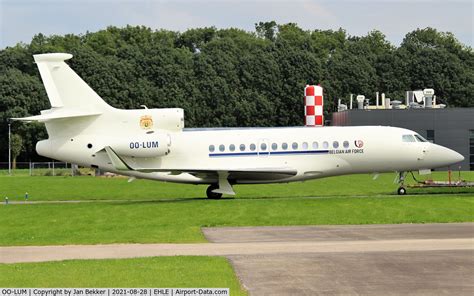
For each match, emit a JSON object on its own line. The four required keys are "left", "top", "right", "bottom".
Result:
{"left": 0, "top": 162, "right": 81, "bottom": 176}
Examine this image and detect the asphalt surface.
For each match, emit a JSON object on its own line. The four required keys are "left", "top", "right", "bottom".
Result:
{"left": 228, "top": 250, "right": 473, "bottom": 295}
{"left": 1, "top": 223, "right": 473, "bottom": 295}
{"left": 202, "top": 223, "right": 474, "bottom": 242}
{"left": 203, "top": 223, "right": 474, "bottom": 296}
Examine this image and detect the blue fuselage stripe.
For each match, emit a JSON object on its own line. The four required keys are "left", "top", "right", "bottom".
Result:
{"left": 209, "top": 150, "right": 329, "bottom": 157}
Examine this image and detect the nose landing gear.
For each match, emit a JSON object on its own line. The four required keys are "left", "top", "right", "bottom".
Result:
{"left": 397, "top": 171, "right": 407, "bottom": 195}
{"left": 397, "top": 186, "right": 407, "bottom": 195}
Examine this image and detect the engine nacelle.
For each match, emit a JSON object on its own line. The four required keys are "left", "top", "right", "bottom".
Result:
{"left": 109, "top": 133, "right": 171, "bottom": 158}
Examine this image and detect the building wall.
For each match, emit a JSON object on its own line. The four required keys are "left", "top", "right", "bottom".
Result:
{"left": 331, "top": 108, "right": 474, "bottom": 171}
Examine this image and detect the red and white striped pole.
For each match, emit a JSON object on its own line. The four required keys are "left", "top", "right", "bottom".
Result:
{"left": 304, "top": 85, "right": 323, "bottom": 126}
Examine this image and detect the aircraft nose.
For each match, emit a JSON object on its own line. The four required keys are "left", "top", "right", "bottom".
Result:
{"left": 448, "top": 149, "right": 464, "bottom": 163}
{"left": 430, "top": 145, "right": 464, "bottom": 166}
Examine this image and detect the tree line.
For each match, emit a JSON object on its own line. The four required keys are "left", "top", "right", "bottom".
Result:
{"left": 0, "top": 22, "right": 473, "bottom": 163}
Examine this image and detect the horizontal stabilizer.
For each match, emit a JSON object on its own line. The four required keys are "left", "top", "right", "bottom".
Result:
{"left": 12, "top": 108, "right": 101, "bottom": 122}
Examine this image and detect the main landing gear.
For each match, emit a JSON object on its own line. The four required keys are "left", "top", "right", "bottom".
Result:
{"left": 397, "top": 171, "right": 407, "bottom": 195}
{"left": 205, "top": 172, "right": 235, "bottom": 199}
{"left": 206, "top": 184, "right": 223, "bottom": 199}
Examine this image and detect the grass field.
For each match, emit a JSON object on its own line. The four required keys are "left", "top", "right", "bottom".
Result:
{"left": 1, "top": 194, "right": 472, "bottom": 245}
{"left": 0, "top": 172, "right": 472, "bottom": 291}
{"left": 1, "top": 171, "right": 473, "bottom": 201}
{"left": 0, "top": 172, "right": 473, "bottom": 246}
{"left": 0, "top": 256, "right": 247, "bottom": 295}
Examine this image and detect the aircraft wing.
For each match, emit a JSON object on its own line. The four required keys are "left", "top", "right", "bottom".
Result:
{"left": 104, "top": 146, "right": 297, "bottom": 182}
{"left": 150, "top": 167, "right": 297, "bottom": 179}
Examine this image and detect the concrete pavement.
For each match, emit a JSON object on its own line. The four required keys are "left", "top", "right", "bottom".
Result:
{"left": 1, "top": 238, "right": 471, "bottom": 264}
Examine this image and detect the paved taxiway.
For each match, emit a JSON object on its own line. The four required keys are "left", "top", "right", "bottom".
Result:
{"left": 204, "top": 223, "right": 474, "bottom": 295}
{"left": 1, "top": 223, "right": 473, "bottom": 295}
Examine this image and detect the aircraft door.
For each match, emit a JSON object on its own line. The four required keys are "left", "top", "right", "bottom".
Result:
{"left": 418, "top": 144, "right": 430, "bottom": 161}
{"left": 258, "top": 138, "right": 270, "bottom": 157}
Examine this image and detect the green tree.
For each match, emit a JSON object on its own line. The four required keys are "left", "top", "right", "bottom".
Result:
{"left": 10, "top": 133, "right": 23, "bottom": 169}
{"left": 400, "top": 28, "right": 474, "bottom": 107}
{"left": 0, "top": 24, "right": 472, "bottom": 163}
{"left": 255, "top": 21, "right": 278, "bottom": 41}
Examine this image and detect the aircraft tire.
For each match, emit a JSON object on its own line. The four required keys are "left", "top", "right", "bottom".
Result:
{"left": 206, "top": 184, "right": 222, "bottom": 199}
{"left": 397, "top": 187, "right": 407, "bottom": 195}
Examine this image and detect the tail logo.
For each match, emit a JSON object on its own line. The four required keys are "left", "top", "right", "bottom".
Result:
{"left": 140, "top": 115, "right": 154, "bottom": 130}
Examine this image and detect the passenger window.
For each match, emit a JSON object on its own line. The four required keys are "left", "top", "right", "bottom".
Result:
{"left": 402, "top": 135, "right": 416, "bottom": 142}
{"left": 250, "top": 143, "right": 256, "bottom": 151}
{"left": 333, "top": 141, "right": 339, "bottom": 148}
{"left": 343, "top": 141, "right": 349, "bottom": 148}
{"left": 209, "top": 145, "right": 215, "bottom": 152}
{"left": 302, "top": 142, "right": 308, "bottom": 150}
{"left": 292, "top": 142, "right": 298, "bottom": 149}
{"left": 260, "top": 143, "right": 267, "bottom": 151}
{"left": 312, "top": 142, "right": 318, "bottom": 149}
{"left": 219, "top": 144, "right": 225, "bottom": 152}
{"left": 323, "top": 141, "right": 329, "bottom": 149}
{"left": 282, "top": 143, "right": 288, "bottom": 150}
{"left": 240, "top": 144, "right": 245, "bottom": 151}
{"left": 271, "top": 143, "right": 278, "bottom": 150}
{"left": 229, "top": 144, "right": 235, "bottom": 151}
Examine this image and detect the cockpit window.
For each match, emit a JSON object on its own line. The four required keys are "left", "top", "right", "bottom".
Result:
{"left": 414, "top": 134, "right": 428, "bottom": 142}
{"left": 402, "top": 135, "right": 416, "bottom": 142}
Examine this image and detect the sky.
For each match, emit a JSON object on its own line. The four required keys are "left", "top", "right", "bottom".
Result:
{"left": 0, "top": 0, "right": 472, "bottom": 49}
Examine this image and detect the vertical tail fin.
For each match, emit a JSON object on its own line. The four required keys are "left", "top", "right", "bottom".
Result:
{"left": 12, "top": 53, "right": 112, "bottom": 139}
{"left": 34, "top": 53, "right": 112, "bottom": 111}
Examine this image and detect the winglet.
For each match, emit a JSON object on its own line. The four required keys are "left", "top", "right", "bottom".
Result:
{"left": 104, "top": 146, "right": 133, "bottom": 171}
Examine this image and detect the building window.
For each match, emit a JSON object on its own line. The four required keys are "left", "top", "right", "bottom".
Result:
{"left": 470, "top": 130, "right": 474, "bottom": 171}
{"left": 426, "top": 130, "right": 435, "bottom": 143}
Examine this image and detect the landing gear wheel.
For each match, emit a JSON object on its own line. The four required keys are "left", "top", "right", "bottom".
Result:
{"left": 206, "top": 184, "right": 222, "bottom": 199}
{"left": 397, "top": 187, "right": 407, "bottom": 195}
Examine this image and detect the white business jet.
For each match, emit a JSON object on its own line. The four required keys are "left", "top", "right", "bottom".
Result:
{"left": 14, "top": 53, "right": 464, "bottom": 198}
